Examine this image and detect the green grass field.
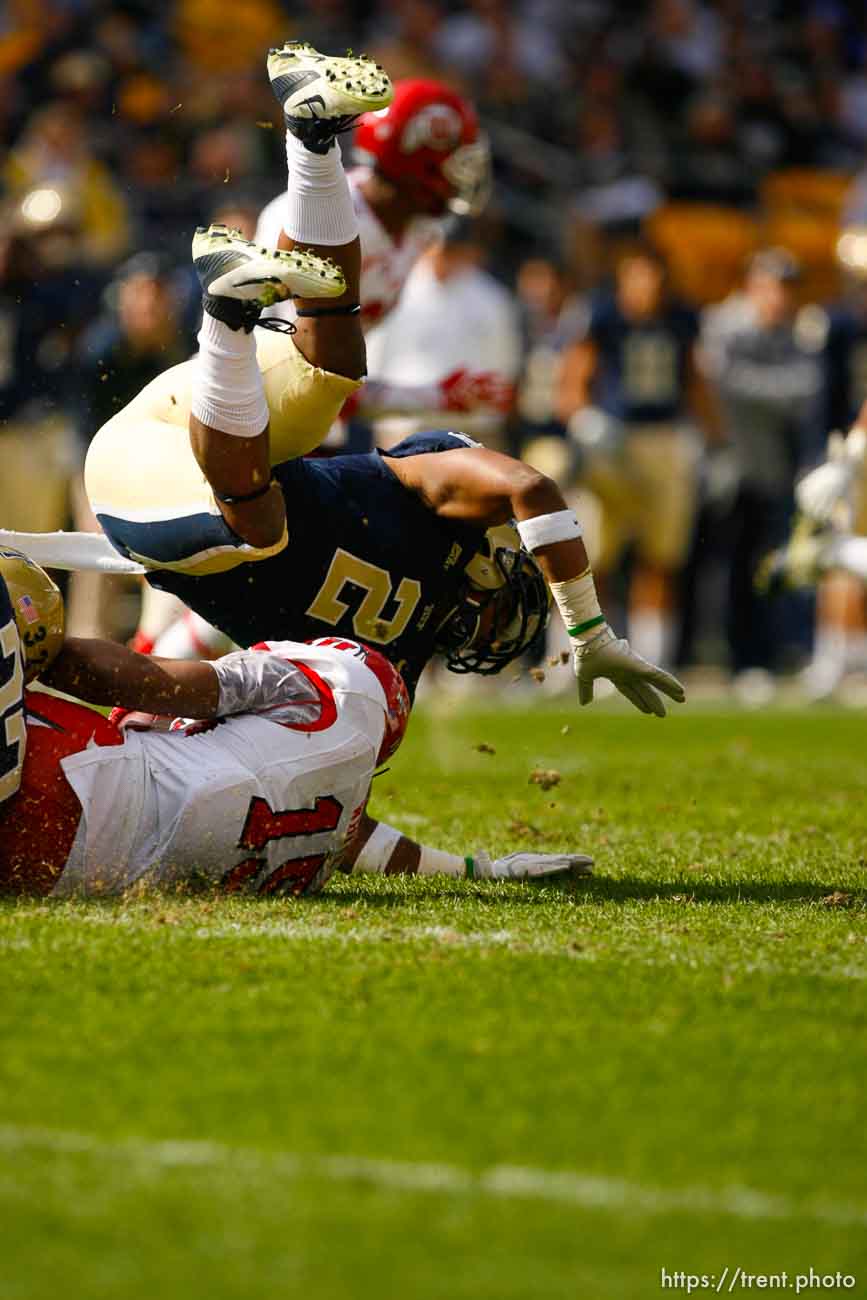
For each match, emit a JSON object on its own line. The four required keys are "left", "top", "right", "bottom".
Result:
{"left": 2, "top": 699, "right": 867, "bottom": 1299}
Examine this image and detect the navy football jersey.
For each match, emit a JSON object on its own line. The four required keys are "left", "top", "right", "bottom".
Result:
{"left": 821, "top": 305, "right": 867, "bottom": 434}
{"left": 588, "top": 291, "right": 698, "bottom": 425}
{"left": 148, "top": 432, "right": 487, "bottom": 691}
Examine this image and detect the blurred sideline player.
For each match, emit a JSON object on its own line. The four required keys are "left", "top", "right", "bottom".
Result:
{"left": 762, "top": 398, "right": 867, "bottom": 602}
{"left": 0, "top": 550, "right": 592, "bottom": 897}
{"left": 799, "top": 233, "right": 867, "bottom": 692}
{"left": 549, "top": 243, "right": 718, "bottom": 668}
{"left": 362, "top": 216, "right": 520, "bottom": 452}
{"left": 514, "top": 256, "right": 589, "bottom": 463}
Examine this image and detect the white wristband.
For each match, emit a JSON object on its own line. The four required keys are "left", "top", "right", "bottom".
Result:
{"left": 354, "top": 822, "right": 402, "bottom": 874}
{"left": 516, "top": 509, "right": 582, "bottom": 552}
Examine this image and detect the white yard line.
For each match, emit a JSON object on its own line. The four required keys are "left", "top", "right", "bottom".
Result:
{"left": 4, "top": 911, "right": 867, "bottom": 982}
{"left": 0, "top": 1124, "right": 862, "bottom": 1227}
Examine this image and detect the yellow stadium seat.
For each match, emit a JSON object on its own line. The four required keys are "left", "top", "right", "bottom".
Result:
{"left": 760, "top": 169, "right": 850, "bottom": 217}
{"left": 761, "top": 210, "right": 842, "bottom": 302}
{"left": 645, "top": 204, "right": 759, "bottom": 304}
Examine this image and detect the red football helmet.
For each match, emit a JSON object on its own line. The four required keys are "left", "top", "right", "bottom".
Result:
{"left": 354, "top": 79, "right": 491, "bottom": 217}
{"left": 357, "top": 643, "right": 411, "bottom": 765}
{"left": 305, "top": 636, "right": 411, "bottom": 766}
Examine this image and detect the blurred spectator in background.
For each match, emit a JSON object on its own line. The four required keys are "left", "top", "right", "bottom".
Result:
{"left": 208, "top": 193, "right": 261, "bottom": 242}
{"left": 65, "top": 250, "right": 197, "bottom": 639}
{"left": 4, "top": 103, "right": 130, "bottom": 267}
{"left": 365, "top": 1, "right": 450, "bottom": 84}
{"left": 699, "top": 248, "right": 823, "bottom": 698}
{"left": 0, "top": 187, "right": 102, "bottom": 534}
{"left": 72, "top": 250, "right": 196, "bottom": 449}
{"left": 365, "top": 217, "right": 521, "bottom": 450}
{"left": 667, "top": 92, "right": 756, "bottom": 206}
{"left": 553, "top": 243, "right": 713, "bottom": 668}
{"left": 432, "top": 0, "right": 569, "bottom": 90}
{"left": 512, "top": 255, "right": 587, "bottom": 465}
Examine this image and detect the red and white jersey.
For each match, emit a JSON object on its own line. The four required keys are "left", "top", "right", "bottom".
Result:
{"left": 0, "top": 641, "right": 391, "bottom": 899}
{"left": 256, "top": 166, "right": 438, "bottom": 330}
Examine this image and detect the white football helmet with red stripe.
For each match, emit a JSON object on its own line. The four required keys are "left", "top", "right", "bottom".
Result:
{"left": 354, "top": 79, "right": 491, "bottom": 217}
{"left": 307, "top": 638, "right": 410, "bottom": 765}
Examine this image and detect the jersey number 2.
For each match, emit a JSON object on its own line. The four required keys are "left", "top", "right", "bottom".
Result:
{"left": 306, "top": 548, "right": 421, "bottom": 644}
{"left": 222, "top": 794, "right": 343, "bottom": 897}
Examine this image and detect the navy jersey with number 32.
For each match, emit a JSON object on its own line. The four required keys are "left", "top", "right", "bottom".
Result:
{"left": 150, "top": 432, "right": 487, "bottom": 690}
{"left": 0, "top": 576, "right": 26, "bottom": 805}
{"left": 588, "top": 292, "right": 698, "bottom": 425}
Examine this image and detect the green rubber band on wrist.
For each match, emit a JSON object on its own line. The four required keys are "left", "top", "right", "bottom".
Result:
{"left": 465, "top": 856, "right": 475, "bottom": 879}
{"left": 567, "top": 615, "right": 606, "bottom": 638}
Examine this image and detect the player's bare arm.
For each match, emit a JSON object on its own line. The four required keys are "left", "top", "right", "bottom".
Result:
{"left": 340, "top": 813, "right": 593, "bottom": 883}
{"left": 42, "top": 638, "right": 221, "bottom": 719}
{"left": 554, "top": 338, "right": 597, "bottom": 425}
{"left": 386, "top": 445, "right": 591, "bottom": 576}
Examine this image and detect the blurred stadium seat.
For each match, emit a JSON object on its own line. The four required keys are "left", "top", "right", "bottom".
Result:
{"left": 645, "top": 204, "right": 759, "bottom": 304}
{"left": 760, "top": 169, "right": 851, "bottom": 217}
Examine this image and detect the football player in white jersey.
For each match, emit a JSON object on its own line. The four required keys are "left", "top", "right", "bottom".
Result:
{"left": 256, "top": 73, "right": 511, "bottom": 428}
{"left": 761, "top": 397, "right": 867, "bottom": 588}
{"left": 0, "top": 551, "right": 593, "bottom": 898}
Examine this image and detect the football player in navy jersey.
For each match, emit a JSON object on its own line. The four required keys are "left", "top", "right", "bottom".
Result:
{"left": 8, "top": 427, "right": 686, "bottom": 716}
{"left": 558, "top": 243, "right": 719, "bottom": 668}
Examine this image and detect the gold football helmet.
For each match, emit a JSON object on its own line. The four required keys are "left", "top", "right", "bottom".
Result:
{"left": 437, "top": 525, "right": 550, "bottom": 674}
{"left": 0, "top": 548, "right": 65, "bottom": 683}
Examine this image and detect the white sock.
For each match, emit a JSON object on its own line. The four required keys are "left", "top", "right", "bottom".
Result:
{"left": 191, "top": 313, "right": 269, "bottom": 438}
{"left": 627, "top": 608, "right": 675, "bottom": 668}
{"left": 283, "top": 133, "right": 358, "bottom": 247}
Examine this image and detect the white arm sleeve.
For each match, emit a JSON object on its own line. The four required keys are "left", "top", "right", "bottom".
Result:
{"left": 356, "top": 377, "right": 445, "bottom": 416}
{"left": 211, "top": 649, "right": 322, "bottom": 727}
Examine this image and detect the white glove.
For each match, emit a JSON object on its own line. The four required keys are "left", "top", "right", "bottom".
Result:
{"left": 796, "top": 433, "right": 855, "bottom": 524}
{"left": 573, "top": 624, "right": 686, "bottom": 716}
{"left": 473, "top": 851, "right": 594, "bottom": 881}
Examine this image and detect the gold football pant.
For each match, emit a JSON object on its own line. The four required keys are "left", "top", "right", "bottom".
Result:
{"left": 84, "top": 329, "right": 362, "bottom": 575}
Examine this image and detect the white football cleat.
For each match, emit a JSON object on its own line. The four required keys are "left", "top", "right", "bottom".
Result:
{"left": 471, "top": 851, "right": 594, "bottom": 881}
{"left": 268, "top": 41, "right": 392, "bottom": 154}
{"left": 192, "top": 224, "right": 345, "bottom": 332}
